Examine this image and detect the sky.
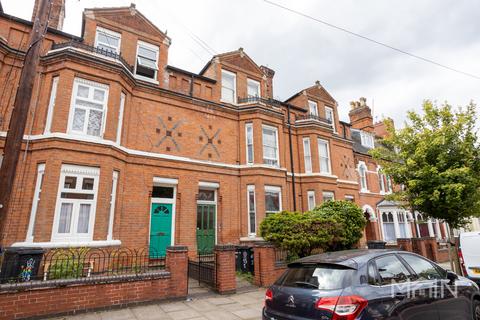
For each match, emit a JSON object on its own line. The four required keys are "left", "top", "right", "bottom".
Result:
{"left": 3, "top": 0, "right": 480, "bottom": 126}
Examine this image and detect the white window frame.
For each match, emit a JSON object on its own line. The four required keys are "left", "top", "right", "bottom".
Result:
{"left": 245, "top": 123, "right": 254, "bottom": 165}
{"left": 358, "top": 162, "right": 369, "bottom": 192}
{"left": 67, "top": 78, "right": 109, "bottom": 138}
{"left": 94, "top": 27, "right": 121, "bottom": 54}
{"left": 262, "top": 125, "right": 280, "bottom": 167}
{"left": 221, "top": 69, "right": 237, "bottom": 104}
{"left": 247, "top": 185, "right": 257, "bottom": 236}
{"left": 377, "top": 166, "right": 386, "bottom": 194}
{"left": 197, "top": 184, "right": 218, "bottom": 245}
{"left": 317, "top": 138, "right": 331, "bottom": 174}
{"left": 51, "top": 165, "right": 100, "bottom": 243}
{"left": 134, "top": 40, "right": 159, "bottom": 82}
{"left": 265, "top": 186, "right": 282, "bottom": 215}
{"left": 308, "top": 100, "right": 318, "bottom": 116}
{"left": 116, "top": 92, "right": 126, "bottom": 145}
{"left": 26, "top": 163, "right": 46, "bottom": 242}
{"left": 247, "top": 78, "right": 260, "bottom": 98}
{"left": 386, "top": 175, "right": 393, "bottom": 193}
{"left": 325, "top": 106, "right": 336, "bottom": 132}
{"left": 360, "top": 131, "right": 374, "bottom": 148}
{"left": 345, "top": 195, "right": 355, "bottom": 202}
{"left": 307, "top": 190, "right": 316, "bottom": 210}
{"left": 44, "top": 76, "right": 59, "bottom": 134}
{"left": 303, "top": 137, "right": 312, "bottom": 173}
{"left": 322, "top": 191, "right": 335, "bottom": 202}
{"left": 107, "top": 170, "right": 119, "bottom": 241}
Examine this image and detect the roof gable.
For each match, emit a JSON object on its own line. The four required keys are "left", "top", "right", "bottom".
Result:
{"left": 285, "top": 81, "right": 336, "bottom": 105}
{"left": 200, "top": 48, "right": 264, "bottom": 76}
{"left": 85, "top": 5, "right": 168, "bottom": 41}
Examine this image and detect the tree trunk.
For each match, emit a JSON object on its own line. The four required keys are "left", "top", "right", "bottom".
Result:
{"left": 447, "top": 226, "right": 461, "bottom": 274}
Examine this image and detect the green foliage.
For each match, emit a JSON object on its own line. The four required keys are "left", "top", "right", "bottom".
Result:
{"left": 47, "top": 248, "right": 88, "bottom": 280}
{"left": 311, "top": 200, "right": 367, "bottom": 250}
{"left": 370, "top": 101, "right": 480, "bottom": 228}
{"left": 260, "top": 200, "right": 366, "bottom": 257}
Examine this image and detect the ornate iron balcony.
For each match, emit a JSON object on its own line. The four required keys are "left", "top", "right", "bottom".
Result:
{"left": 296, "top": 113, "right": 332, "bottom": 124}
{"left": 51, "top": 40, "right": 134, "bottom": 73}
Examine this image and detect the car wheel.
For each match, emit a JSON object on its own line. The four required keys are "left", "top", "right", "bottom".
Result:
{"left": 474, "top": 300, "right": 480, "bottom": 320}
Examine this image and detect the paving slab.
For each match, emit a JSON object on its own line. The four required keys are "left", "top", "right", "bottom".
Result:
{"left": 167, "top": 309, "right": 202, "bottom": 320}
{"left": 231, "top": 308, "right": 261, "bottom": 320}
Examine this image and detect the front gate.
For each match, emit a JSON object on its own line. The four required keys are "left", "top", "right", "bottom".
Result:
{"left": 188, "top": 252, "right": 216, "bottom": 289}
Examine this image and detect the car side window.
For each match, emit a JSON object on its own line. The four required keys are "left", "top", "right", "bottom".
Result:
{"left": 367, "top": 261, "right": 380, "bottom": 285}
{"left": 399, "top": 254, "right": 443, "bottom": 280}
{"left": 375, "top": 255, "right": 411, "bottom": 285}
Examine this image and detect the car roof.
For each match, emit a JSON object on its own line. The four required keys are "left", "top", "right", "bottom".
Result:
{"left": 288, "top": 249, "right": 400, "bottom": 269}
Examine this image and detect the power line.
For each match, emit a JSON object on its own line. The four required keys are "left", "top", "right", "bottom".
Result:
{"left": 263, "top": 0, "right": 480, "bottom": 81}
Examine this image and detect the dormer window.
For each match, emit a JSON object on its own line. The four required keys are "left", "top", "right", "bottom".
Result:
{"left": 247, "top": 79, "right": 260, "bottom": 98}
{"left": 95, "top": 27, "right": 121, "bottom": 54}
{"left": 221, "top": 70, "right": 236, "bottom": 103}
{"left": 360, "top": 131, "right": 374, "bottom": 148}
{"left": 135, "top": 41, "right": 159, "bottom": 81}
{"left": 308, "top": 100, "right": 318, "bottom": 117}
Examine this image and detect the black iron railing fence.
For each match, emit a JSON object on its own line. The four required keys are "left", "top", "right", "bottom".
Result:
{"left": 0, "top": 247, "right": 165, "bottom": 284}
{"left": 51, "top": 40, "right": 134, "bottom": 73}
{"left": 237, "top": 96, "right": 284, "bottom": 107}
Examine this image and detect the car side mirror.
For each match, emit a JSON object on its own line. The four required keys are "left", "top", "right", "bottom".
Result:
{"left": 446, "top": 270, "right": 458, "bottom": 283}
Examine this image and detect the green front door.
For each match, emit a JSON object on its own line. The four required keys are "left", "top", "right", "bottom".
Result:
{"left": 149, "top": 203, "right": 173, "bottom": 257}
{"left": 196, "top": 204, "right": 216, "bottom": 254}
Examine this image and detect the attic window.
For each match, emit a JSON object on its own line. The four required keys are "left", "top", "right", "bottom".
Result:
{"left": 221, "top": 69, "right": 236, "bottom": 104}
{"left": 360, "top": 131, "right": 374, "bottom": 148}
{"left": 247, "top": 79, "right": 260, "bottom": 98}
{"left": 95, "top": 27, "right": 121, "bottom": 54}
{"left": 135, "top": 41, "right": 159, "bottom": 80}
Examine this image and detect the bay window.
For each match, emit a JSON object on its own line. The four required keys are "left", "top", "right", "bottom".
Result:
{"left": 262, "top": 125, "right": 279, "bottom": 167}
{"left": 265, "top": 186, "right": 281, "bottom": 215}
{"left": 135, "top": 41, "right": 159, "bottom": 80}
{"left": 317, "top": 138, "right": 331, "bottom": 174}
{"left": 52, "top": 165, "right": 100, "bottom": 242}
{"left": 221, "top": 69, "right": 236, "bottom": 103}
{"left": 68, "top": 78, "right": 109, "bottom": 138}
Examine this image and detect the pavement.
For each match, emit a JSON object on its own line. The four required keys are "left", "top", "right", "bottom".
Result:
{"left": 52, "top": 280, "right": 265, "bottom": 320}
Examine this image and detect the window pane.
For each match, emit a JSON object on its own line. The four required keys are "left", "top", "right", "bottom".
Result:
{"left": 77, "top": 204, "right": 91, "bottom": 233}
{"left": 222, "top": 72, "right": 235, "bottom": 89}
{"left": 137, "top": 56, "right": 158, "bottom": 69}
{"left": 221, "top": 87, "right": 234, "bottom": 103}
{"left": 58, "top": 203, "right": 73, "bottom": 233}
{"left": 265, "top": 191, "right": 280, "bottom": 212}
{"left": 308, "top": 101, "right": 318, "bottom": 116}
{"left": 197, "top": 205, "right": 203, "bottom": 229}
{"left": 82, "top": 178, "right": 94, "bottom": 190}
{"left": 61, "top": 193, "right": 94, "bottom": 200}
{"left": 138, "top": 45, "right": 157, "bottom": 60}
{"left": 97, "top": 32, "right": 119, "bottom": 48}
{"left": 87, "top": 110, "right": 103, "bottom": 136}
{"left": 93, "top": 89, "right": 105, "bottom": 102}
{"left": 198, "top": 189, "right": 215, "bottom": 201}
{"left": 136, "top": 64, "right": 156, "bottom": 79}
{"left": 280, "top": 266, "right": 352, "bottom": 290}
{"left": 375, "top": 255, "right": 411, "bottom": 285}
{"left": 247, "top": 81, "right": 260, "bottom": 97}
{"left": 152, "top": 186, "right": 174, "bottom": 198}
{"left": 72, "top": 108, "right": 86, "bottom": 131}
{"left": 77, "top": 85, "right": 89, "bottom": 98}
{"left": 64, "top": 176, "right": 77, "bottom": 189}
{"left": 248, "top": 190, "right": 256, "bottom": 234}
{"left": 400, "top": 254, "right": 442, "bottom": 280}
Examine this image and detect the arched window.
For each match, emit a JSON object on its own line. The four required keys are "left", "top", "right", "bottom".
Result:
{"left": 377, "top": 167, "right": 386, "bottom": 193}
{"left": 359, "top": 163, "right": 368, "bottom": 191}
{"left": 382, "top": 212, "right": 396, "bottom": 242}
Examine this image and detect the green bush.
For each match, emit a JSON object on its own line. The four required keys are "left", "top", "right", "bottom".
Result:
{"left": 311, "top": 200, "right": 367, "bottom": 251}
{"left": 259, "top": 211, "right": 342, "bottom": 258}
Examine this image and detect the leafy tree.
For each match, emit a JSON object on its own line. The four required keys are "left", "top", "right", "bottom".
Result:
{"left": 259, "top": 211, "right": 342, "bottom": 258}
{"left": 370, "top": 101, "right": 480, "bottom": 271}
{"left": 311, "top": 200, "right": 367, "bottom": 251}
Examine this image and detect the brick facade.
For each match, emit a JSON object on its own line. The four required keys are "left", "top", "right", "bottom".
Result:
{"left": 0, "top": 2, "right": 445, "bottom": 255}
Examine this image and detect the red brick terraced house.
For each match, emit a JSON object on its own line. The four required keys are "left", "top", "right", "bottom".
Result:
{"left": 0, "top": 0, "right": 447, "bottom": 255}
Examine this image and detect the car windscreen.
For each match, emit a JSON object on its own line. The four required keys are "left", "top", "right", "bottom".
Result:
{"left": 279, "top": 265, "right": 353, "bottom": 290}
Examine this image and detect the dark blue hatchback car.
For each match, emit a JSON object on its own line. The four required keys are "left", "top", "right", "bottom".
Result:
{"left": 263, "top": 249, "right": 480, "bottom": 320}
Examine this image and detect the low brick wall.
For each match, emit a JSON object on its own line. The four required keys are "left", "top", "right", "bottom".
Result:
{"left": 0, "top": 246, "right": 188, "bottom": 320}
{"left": 253, "top": 243, "right": 287, "bottom": 287}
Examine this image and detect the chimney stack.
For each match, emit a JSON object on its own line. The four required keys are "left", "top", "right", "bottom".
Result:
{"left": 32, "top": 0, "right": 65, "bottom": 30}
{"left": 348, "top": 97, "right": 374, "bottom": 132}
{"left": 260, "top": 65, "right": 275, "bottom": 99}
{"left": 374, "top": 118, "right": 394, "bottom": 138}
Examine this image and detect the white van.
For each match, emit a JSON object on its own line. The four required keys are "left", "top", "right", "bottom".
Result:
{"left": 459, "top": 232, "right": 480, "bottom": 283}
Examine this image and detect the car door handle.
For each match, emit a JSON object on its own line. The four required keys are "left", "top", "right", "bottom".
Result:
{"left": 395, "top": 292, "right": 407, "bottom": 300}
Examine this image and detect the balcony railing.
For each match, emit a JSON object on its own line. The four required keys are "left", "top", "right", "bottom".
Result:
{"left": 51, "top": 40, "right": 134, "bottom": 73}
{"left": 238, "top": 96, "right": 284, "bottom": 107}
{"left": 296, "top": 113, "right": 332, "bottom": 124}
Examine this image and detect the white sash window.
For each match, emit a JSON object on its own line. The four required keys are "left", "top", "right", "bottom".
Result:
{"left": 262, "top": 125, "right": 279, "bottom": 167}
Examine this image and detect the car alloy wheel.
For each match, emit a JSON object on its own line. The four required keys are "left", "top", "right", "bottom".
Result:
{"left": 475, "top": 303, "right": 480, "bottom": 320}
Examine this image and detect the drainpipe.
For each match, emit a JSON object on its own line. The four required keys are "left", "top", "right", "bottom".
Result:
{"left": 287, "top": 104, "right": 297, "bottom": 211}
